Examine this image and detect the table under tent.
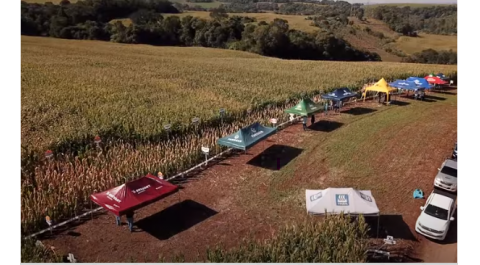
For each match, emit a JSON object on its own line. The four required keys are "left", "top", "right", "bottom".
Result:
{"left": 305, "top": 187, "right": 381, "bottom": 237}
{"left": 217, "top": 122, "right": 277, "bottom": 153}
{"left": 362, "top": 78, "right": 397, "bottom": 104}
{"left": 321, "top": 88, "right": 358, "bottom": 111}
{"left": 389, "top": 80, "right": 425, "bottom": 100}
{"left": 284, "top": 97, "right": 323, "bottom": 117}
{"left": 90, "top": 174, "right": 179, "bottom": 218}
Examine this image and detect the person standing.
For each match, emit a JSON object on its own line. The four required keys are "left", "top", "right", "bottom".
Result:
{"left": 311, "top": 114, "right": 315, "bottom": 125}
{"left": 324, "top": 101, "right": 328, "bottom": 116}
{"left": 338, "top": 100, "right": 342, "bottom": 112}
{"left": 115, "top": 215, "right": 121, "bottom": 226}
{"left": 302, "top": 116, "right": 307, "bottom": 131}
{"left": 126, "top": 211, "right": 134, "bottom": 232}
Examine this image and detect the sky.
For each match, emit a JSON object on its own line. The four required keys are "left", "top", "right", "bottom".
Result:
{"left": 347, "top": 0, "right": 457, "bottom": 4}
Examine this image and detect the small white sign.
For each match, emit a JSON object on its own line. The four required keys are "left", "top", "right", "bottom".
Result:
{"left": 164, "top": 124, "right": 172, "bottom": 130}
{"left": 45, "top": 216, "right": 52, "bottom": 226}
{"left": 201, "top": 146, "right": 210, "bottom": 154}
{"left": 192, "top": 117, "right": 200, "bottom": 124}
{"left": 270, "top": 118, "right": 278, "bottom": 124}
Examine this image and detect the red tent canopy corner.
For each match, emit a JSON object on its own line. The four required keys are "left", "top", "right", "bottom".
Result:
{"left": 425, "top": 75, "right": 447, "bottom": 85}
{"left": 90, "top": 173, "right": 178, "bottom": 216}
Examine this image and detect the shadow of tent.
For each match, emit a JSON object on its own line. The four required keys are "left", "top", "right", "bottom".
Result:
{"left": 135, "top": 200, "right": 217, "bottom": 240}
{"left": 366, "top": 215, "right": 417, "bottom": 241}
{"left": 389, "top": 101, "right": 411, "bottom": 106}
{"left": 247, "top": 144, "right": 303, "bottom": 170}
{"left": 425, "top": 95, "right": 447, "bottom": 101}
{"left": 308, "top": 120, "right": 343, "bottom": 132}
{"left": 341, "top": 107, "right": 377, "bottom": 116}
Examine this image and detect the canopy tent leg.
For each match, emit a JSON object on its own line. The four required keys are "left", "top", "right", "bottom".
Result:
{"left": 90, "top": 200, "right": 93, "bottom": 220}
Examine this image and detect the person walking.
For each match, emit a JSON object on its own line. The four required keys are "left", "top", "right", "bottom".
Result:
{"left": 338, "top": 100, "right": 343, "bottom": 113}
{"left": 126, "top": 211, "right": 134, "bottom": 232}
{"left": 311, "top": 114, "right": 315, "bottom": 125}
{"left": 324, "top": 101, "right": 328, "bottom": 116}
{"left": 302, "top": 116, "right": 307, "bottom": 131}
{"left": 115, "top": 215, "right": 121, "bottom": 226}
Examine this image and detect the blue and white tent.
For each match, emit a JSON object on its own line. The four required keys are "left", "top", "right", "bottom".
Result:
{"left": 406, "top": 77, "right": 432, "bottom": 89}
{"left": 321, "top": 88, "right": 358, "bottom": 102}
{"left": 306, "top": 188, "right": 380, "bottom": 216}
{"left": 389, "top": 80, "right": 422, "bottom": 90}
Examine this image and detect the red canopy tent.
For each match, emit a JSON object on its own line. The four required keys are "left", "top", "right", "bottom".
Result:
{"left": 424, "top": 75, "right": 447, "bottom": 85}
{"left": 90, "top": 174, "right": 178, "bottom": 216}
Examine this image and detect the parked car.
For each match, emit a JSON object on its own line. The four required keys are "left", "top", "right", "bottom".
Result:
{"left": 434, "top": 159, "right": 457, "bottom": 192}
{"left": 415, "top": 190, "right": 456, "bottom": 241}
{"left": 452, "top": 142, "right": 457, "bottom": 160}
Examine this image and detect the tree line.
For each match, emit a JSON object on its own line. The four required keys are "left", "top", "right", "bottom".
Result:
{"left": 365, "top": 5, "right": 457, "bottom": 36}
{"left": 402, "top": 49, "right": 457, "bottom": 65}
{"left": 21, "top": 0, "right": 381, "bottom": 62}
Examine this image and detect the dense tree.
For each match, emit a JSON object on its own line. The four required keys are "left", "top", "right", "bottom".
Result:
{"left": 365, "top": 5, "right": 457, "bottom": 35}
{"left": 402, "top": 49, "right": 456, "bottom": 65}
{"left": 21, "top": 1, "right": 381, "bottom": 62}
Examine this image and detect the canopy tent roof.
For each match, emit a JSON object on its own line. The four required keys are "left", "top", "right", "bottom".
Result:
{"left": 364, "top": 78, "right": 396, "bottom": 94}
{"left": 406, "top": 77, "right": 432, "bottom": 89}
{"left": 306, "top": 188, "right": 380, "bottom": 216}
{"left": 389, "top": 80, "right": 424, "bottom": 91}
{"left": 284, "top": 98, "right": 323, "bottom": 116}
{"left": 217, "top": 122, "right": 277, "bottom": 150}
{"left": 90, "top": 174, "right": 178, "bottom": 216}
{"left": 321, "top": 88, "right": 358, "bottom": 102}
{"left": 425, "top": 75, "right": 447, "bottom": 85}
{"left": 436, "top": 73, "right": 448, "bottom": 80}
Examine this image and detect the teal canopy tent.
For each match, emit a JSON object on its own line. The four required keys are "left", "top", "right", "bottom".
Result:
{"left": 217, "top": 122, "right": 277, "bottom": 151}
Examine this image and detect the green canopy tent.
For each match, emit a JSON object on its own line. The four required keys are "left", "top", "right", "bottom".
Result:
{"left": 217, "top": 122, "right": 277, "bottom": 151}
{"left": 285, "top": 98, "right": 323, "bottom": 116}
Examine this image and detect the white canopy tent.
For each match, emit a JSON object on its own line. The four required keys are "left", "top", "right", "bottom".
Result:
{"left": 306, "top": 188, "right": 381, "bottom": 236}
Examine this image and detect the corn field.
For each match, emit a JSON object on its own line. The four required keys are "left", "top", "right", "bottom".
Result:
{"left": 205, "top": 214, "right": 369, "bottom": 263}
{"left": 21, "top": 36, "right": 457, "bottom": 234}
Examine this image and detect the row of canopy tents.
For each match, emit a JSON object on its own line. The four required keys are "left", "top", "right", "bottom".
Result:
{"left": 216, "top": 88, "right": 359, "bottom": 151}
{"left": 362, "top": 75, "right": 449, "bottom": 102}
{"left": 89, "top": 73, "right": 451, "bottom": 229}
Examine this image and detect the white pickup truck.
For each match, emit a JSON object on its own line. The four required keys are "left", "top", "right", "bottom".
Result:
{"left": 434, "top": 159, "right": 457, "bottom": 192}
{"left": 415, "top": 189, "right": 456, "bottom": 241}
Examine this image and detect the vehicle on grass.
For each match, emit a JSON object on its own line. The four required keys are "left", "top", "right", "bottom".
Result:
{"left": 415, "top": 189, "right": 456, "bottom": 241}
{"left": 434, "top": 159, "right": 457, "bottom": 192}
{"left": 452, "top": 142, "right": 457, "bottom": 160}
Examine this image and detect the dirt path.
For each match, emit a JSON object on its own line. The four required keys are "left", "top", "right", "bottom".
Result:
{"left": 40, "top": 93, "right": 457, "bottom": 262}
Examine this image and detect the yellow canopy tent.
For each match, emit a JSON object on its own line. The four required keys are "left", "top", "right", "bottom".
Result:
{"left": 362, "top": 78, "right": 396, "bottom": 102}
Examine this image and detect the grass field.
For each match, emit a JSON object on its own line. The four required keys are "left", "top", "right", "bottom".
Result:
{"left": 21, "top": 36, "right": 456, "bottom": 234}
{"left": 395, "top": 33, "right": 457, "bottom": 54}
{"left": 365, "top": 3, "right": 456, "bottom": 9}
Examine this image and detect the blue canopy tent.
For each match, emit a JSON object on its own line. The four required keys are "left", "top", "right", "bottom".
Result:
{"left": 217, "top": 122, "right": 277, "bottom": 151}
{"left": 389, "top": 80, "right": 419, "bottom": 90}
{"left": 321, "top": 88, "right": 358, "bottom": 102}
{"left": 390, "top": 80, "right": 425, "bottom": 100}
{"left": 406, "top": 77, "right": 432, "bottom": 89}
{"left": 436, "top": 73, "right": 448, "bottom": 80}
